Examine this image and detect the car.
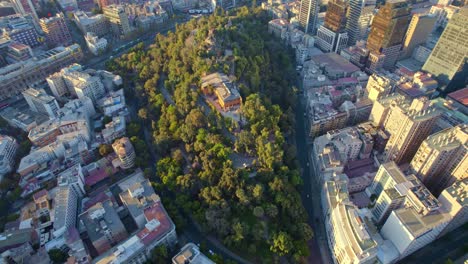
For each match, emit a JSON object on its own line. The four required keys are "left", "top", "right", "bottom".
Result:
{"left": 306, "top": 162, "right": 309, "bottom": 167}
{"left": 208, "top": 249, "right": 215, "bottom": 255}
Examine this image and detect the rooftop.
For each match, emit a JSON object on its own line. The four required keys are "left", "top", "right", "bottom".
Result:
{"left": 79, "top": 199, "right": 126, "bottom": 244}
{"left": 53, "top": 186, "right": 75, "bottom": 234}
{"left": 137, "top": 202, "right": 175, "bottom": 246}
{"left": 394, "top": 207, "right": 448, "bottom": 237}
{"left": 443, "top": 178, "right": 467, "bottom": 207}
{"left": 310, "top": 53, "right": 360, "bottom": 76}
{"left": 172, "top": 243, "right": 215, "bottom": 264}
{"left": 448, "top": 88, "right": 468, "bottom": 107}
{"left": 0, "top": 228, "right": 34, "bottom": 251}
{"left": 119, "top": 179, "right": 160, "bottom": 221}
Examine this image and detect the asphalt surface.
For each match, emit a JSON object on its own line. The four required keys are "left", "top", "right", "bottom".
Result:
{"left": 294, "top": 80, "right": 333, "bottom": 264}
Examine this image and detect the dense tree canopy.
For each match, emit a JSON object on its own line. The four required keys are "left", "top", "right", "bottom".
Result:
{"left": 108, "top": 6, "right": 311, "bottom": 262}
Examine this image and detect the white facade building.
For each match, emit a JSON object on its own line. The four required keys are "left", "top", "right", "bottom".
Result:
{"left": 57, "top": 164, "right": 86, "bottom": 198}
{"left": 53, "top": 185, "right": 78, "bottom": 238}
{"left": 22, "top": 88, "right": 60, "bottom": 119}
{"left": 85, "top": 32, "right": 108, "bottom": 56}
{"left": 0, "top": 135, "right": 18, "bottom": 177}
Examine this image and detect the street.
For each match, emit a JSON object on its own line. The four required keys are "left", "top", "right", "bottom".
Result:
{"left": 294, "top": 80, "right": 333, "bottom": 264}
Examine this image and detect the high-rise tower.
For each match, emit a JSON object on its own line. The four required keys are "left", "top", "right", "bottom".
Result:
{"left": 410, "top": 125, "right": 467, "bottom": 195}
{"left": 316, "top": 0, "right": 350, "bottom": 53}
{"left": 422, "top": 7, "right": 468, "bottom": 91}
{"left": 299, "top": 0, "right": 319, "bottom": 34}
{"left": 346, "top": 0, "right": 376, "bottom": 45}
{"left": 400, "top": 13, "right": 436, "bottom": 59}
{"left": 366, "top": 0, "right": 410, "bottom": 71}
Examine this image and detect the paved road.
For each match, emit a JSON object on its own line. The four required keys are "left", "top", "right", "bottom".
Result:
{"left": 294, "top": 81, "right": 333, "bottom": 264}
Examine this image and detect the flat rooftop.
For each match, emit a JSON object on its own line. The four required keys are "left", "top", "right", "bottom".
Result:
{"left": 448, "top": 88, "right": 468, "bottom": 107}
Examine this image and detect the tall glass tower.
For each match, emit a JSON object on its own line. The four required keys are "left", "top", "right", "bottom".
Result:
{"left": 299, "top": 0, "right": 319, "bottom": 34}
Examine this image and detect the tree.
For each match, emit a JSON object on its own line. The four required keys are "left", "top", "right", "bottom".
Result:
{"left": 138, "top": 108, "right": 148, "bottom": 121}
{"left": 48, "top": 249, "right": 68, "bottom": 264}
{"left": 253, "top": 206, "right": 264, "bottom": 218}
{"left": 99, "top": 144, "right": 113, "bottom": 157}
{"left": 148, "top": 245, "right": 169, "bottom": 264}
{"left": 270, "top": 232, "right": 293, "bottom": 256}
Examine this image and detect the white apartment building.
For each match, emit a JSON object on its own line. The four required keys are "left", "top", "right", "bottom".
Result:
{"left": 57, "top": 164, "right": 86, "bottom": 198}
{"left": 85, "top": 32, "right": 108, "bottom": 56}
{"left": 366, "top": 162, "right": 408, "bottom": 198}
{"left": 112, "top": 137, "right": 136, "bottom": 169}
{"left": 0, "top": 135, "right": 18, "bottom": 177}
{"left": 438, "top": 179, "right": 468, "bottom": 237}
{"left": 327, "top": 202, "right": 378, "bottom": 264}
{"left": 366, "top": 73, "right": 398, "bottom": 102}
{"left": 410, "top": 125, "right": 467, "bottom": 195}
{"left": 371, "top": 96, "right": 441, "bottom": 164}
{"left": 65, "top": 71, "right": 106, "bottom": 103}
{"left": 381, "top": 184, "right": 450, "bottom": 260}
{"left": 47, "top": 63, "right": 84, "bottom": 99}
{"left": 22, "top": 88, "right": 60, "bottom": 119}
{"left": 53, "top": 185, "right": 78, "bottom": 238}
{"left": 73, "top": 11, "right": 109, "bottom": 37}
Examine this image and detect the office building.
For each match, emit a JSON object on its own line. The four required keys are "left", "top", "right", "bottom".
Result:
{"left": 400, "top": 13, "right": 436, "bottom": 59}
{"left": 409, "top": 125, "right": 467, "bottom": 195}
{"left": 327, "top": 202, "right": 378, "bottom": 264}
{"left": 0, "top": 44, "right": 83, "bottom": 101}
{"left": 366, "top": 0, "right": 411, "bottom": 71}
{"left": 103, "top": 5, "right": 132, "bottom": 38}
{"left": 57, "top": 164, "right": 86, "bottom": 198}
{"left": 346, "top": 0, "right": 376, "bottom": 45}
{"left": 112, "top": 137, "right": 136, "bottom": 169}
{"left": 53, "top": 186, "right": 78, "bottom": 238}
{"left": 85, "top": 32, "right": 107, "bottom": 55}
{"left": 371, "top": 96, "right": 441, "bottom": 164}
{"left": 39, "top": 13, "right": 72, "bottom": 48}
{"left": 79, "top": 199, "right": 128, "bottom": 255}
{"left": 73, "top": 11, "right": 109, "bottom": 37}
{"left": 2, "top": 15, "right": 40, "bottom": 47}
{"left": 119, "top": 177, "right": 160, "bottom": 229}
{"left": 438, "top": 179, "right": 468, "bottom": 237}
{"left": 422, "top": 7, "right": 468, "bottom": 91}
{"left": 315, "top": 0, "right": 349, "bottom": 53}
{"left": 172, "top": 243, "right": 215, "bottom": 264}
{"left": 0, "top": 135, "right": 17, "bottom": 177}
{"left": 22, "top": 88, "right": 60, "bottom": 119}
{"left": 298, "top": 0, "right": 319, "bottom": 34}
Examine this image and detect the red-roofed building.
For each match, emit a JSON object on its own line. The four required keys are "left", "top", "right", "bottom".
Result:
{"left": 137, "top": 202, "right": 176, "bottom": 247}
{"left": 447, "top": 87, "right": 468, "bottom": 115}
{"left": 93, "top": 200, "right": 177, "bottom": 264}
